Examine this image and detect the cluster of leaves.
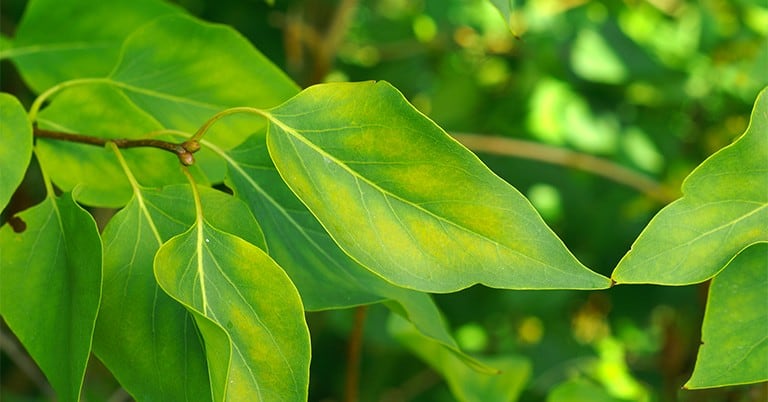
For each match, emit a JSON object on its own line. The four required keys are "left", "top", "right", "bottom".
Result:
{"left": 0, "top": 0, "right": 766, "bottom": 401}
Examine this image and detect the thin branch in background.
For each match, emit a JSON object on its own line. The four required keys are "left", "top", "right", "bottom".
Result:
{"left": 451, "top": 133, "right": 678, "bottom": 204}
{"left": 310, "top": 0, "right": 358, "bottom": 84}
{"left": 0, "top": 326, "right": 55, "bottom": 398}
{"left": 344, "top": 305, "right": 368, "bottom": 402}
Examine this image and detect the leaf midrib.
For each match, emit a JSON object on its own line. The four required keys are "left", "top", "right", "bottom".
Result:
{"left": 267, "top": 116, "right": 577, "bottom": 275}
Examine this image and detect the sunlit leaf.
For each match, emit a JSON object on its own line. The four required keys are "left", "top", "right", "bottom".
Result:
{"left": 221, "top": 132, "right": 496, "bottom": 373}
{"left": 266, "top": 81, "right": 610, "bottom": 292}
{"left": 0, "top": 93, "right": 32, "bottom": 211}
{"left": 5, "top": 0, "right": 183, "bottom": 92}
{"left": 685, "top": 243, "right": 768, "bottom": 389}
{"left": 612, "top": 87, "right": 768, "bottom": 284}
{"left": 94, "top": 183, "right": 265, "bottom": 401}
{"left": 154, "top": 207, "right": 309, "bottom": 401}
{"left": 0, "top": 191, "right": 101, "bottom": 402}
{"left": 389, "top": 314, "right": 531, "bottom": 402}
{"left": 108, "top": 14, "right": 299, "bottom": 151}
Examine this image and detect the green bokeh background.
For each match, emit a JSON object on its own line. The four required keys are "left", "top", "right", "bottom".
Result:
{"left": 1, "top": 0, "right": 766, "bottom": 401}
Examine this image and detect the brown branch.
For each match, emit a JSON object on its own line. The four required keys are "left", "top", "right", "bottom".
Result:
{"left": 34, "top": 127, "right": 199, "bottom": 166}
{"left": 309, "top": 0, "right": 358, "bottom": 84}
{"left": 451, "top": 133, "right": 678, "bottom": 203}
{"left": 344, "top": 305, "right": 368, "bottom": 402}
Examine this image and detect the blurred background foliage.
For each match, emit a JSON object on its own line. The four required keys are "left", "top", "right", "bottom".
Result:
{"left": 1, "top": 0, "right": 767, "bottom": 401}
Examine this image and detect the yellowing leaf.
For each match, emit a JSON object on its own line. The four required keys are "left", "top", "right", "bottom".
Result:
{"left": 94, "top": 183, "right": 264, "bottom": 401}
{"left": 612, "top": 87, "right": 768, "bottom": 284}
{"left": 221, "top": 133, "right": 496, "bottom": 373}
{"left": 265, "top": 81, "right": 609, "bottom": 292}
{"left": 154, "top": 216, "right": 309, "bottom": 401}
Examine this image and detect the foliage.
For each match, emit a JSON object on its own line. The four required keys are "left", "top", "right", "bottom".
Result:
{"left": 0, "top": 0, "right": 766, "bottom": 401}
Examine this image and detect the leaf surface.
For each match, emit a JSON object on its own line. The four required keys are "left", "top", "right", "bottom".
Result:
{"left": 154, "top": 208, "right": 309, "bottom": 401}
{"left": 685, "top": 243, "right": 768, "bottom": 388}
{"left": 0, "top": 93, "right": 32, "bottom": 211}
{"left": 220, "top": 132, "right": 494, "bottom": 373}
{"left": 266, "top": 81, "right": 609, "bottom": 292}
{"left": 389, "top": 314, "right": 531, "bottom": 402}
{"left": 94, "top": 183, "right": 264, "bottom": 401}
{"left": 0, "top": 192, "right": 102, "bottom": 402}
{"left": 612, "top": 87, "right": 768, "bottom": 284}
{"left": 107, "top": 14, "right": 299, "bottom": 150}
{"left": 6, "top": 0, "right": 183, "bottom": 92}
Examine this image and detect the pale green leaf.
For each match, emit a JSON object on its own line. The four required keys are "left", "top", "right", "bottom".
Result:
{"left": 389, "top": 314, "right": 531, "bottom": 402}
{"left": 266, "top": 81, "right": 610, "bottom": 292}
{"left": 7, "top": 0, "right": 183, "bottom": 92}
{"left": 0, "top": 192, "right": 102, "bottom": 402}
{"left": 94, "top": 184, "right": 263, "bottom": 401}
{"left": 108, "top": 14, "right": 299, "bottom": 151}
{"left": 612, "top": 87, "right": 768, "bottom": 284}
{"left": 0, "top": 93, "right": 33, "bottom": 211}
{"left": 221, "top": 132, "right": 495, "bottom": 373}
{"left": 154, "top": 218, "right": 309, "bottom": 401}
{"left": 685, "top": 243, "right": 768, "bottom": 389}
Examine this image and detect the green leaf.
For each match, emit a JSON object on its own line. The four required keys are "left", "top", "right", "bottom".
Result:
{"left": 36, "top": 85, "right": 188, "bottom": 207}
{"left": 547, "top": 379, "right": 628, "bottom": 402}
{"left": 220, "top": 132, "right": 496, "bottom": 373}
{"left": 108, "top": 14, "right": 299, "bottom": 150}
{"left": 612, "top": 87, "right": 768, "bottom": 284}
{"left": 0, "top": 93, "right": 33, "bottom": 211}
{"left": 154, "top": 208, "right": 309, "bottom": 401}
{"left": 685, "top": 243, "right": 768, "bottom": 389}
{"left": 94, "top": 182, "right": 264, "bottom": 401}
{"left": 7, "top": 0, "right": 183, "bottom": 92}
{"left": 0, "top": 192, "right": 102, "bottom": 402}
{"left": 389, "top": 314, "right": 531, "bottom": 402}
{"left": 265, "top": 81, "right": 610, "bottom": 292}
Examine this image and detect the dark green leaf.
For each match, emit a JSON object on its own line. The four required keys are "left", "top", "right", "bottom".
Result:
{"left": 0, "top": 93, "right": 33, "bottom": 211}
{"left": 266, "top": 81, "right": 610, "bottom": 292}
{"left": 0, "top": 192, "right": 102, "bottom": 402}
{"left": 612, "top": 87, "right": 768, "bottom": 285}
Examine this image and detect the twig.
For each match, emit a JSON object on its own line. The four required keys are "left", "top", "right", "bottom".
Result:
{"left": 344, "top": 305, "right": 368, "bottom": 402}
{"left": 309, "top": 0, "right": 359, "bottom": 84}
{"left": 34, "top": 127, "right": 199, "bottom": 166}
{"left": 451, "top": 133, "right": 677, "bottom": 203}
